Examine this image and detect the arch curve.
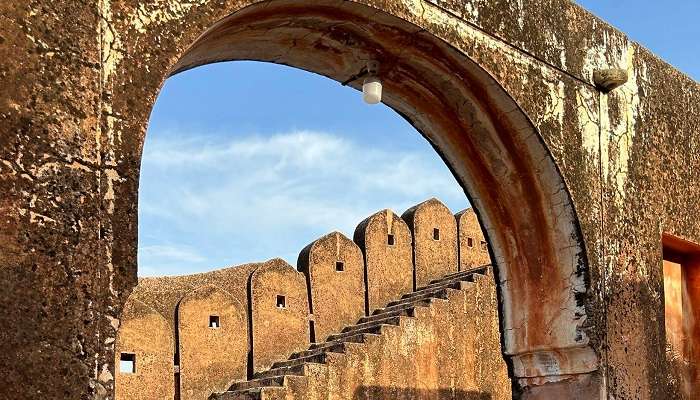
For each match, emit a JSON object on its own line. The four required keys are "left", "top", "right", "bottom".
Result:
{"left": 111, "top": 0, "right": 597, "bottom": 392}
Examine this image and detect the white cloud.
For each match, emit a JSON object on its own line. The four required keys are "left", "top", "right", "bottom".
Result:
{"left": 138, "top": 130, "right": 468, "bottom": 275}
{"left": 138, "top": 244, "right": 209, "bottom": 277}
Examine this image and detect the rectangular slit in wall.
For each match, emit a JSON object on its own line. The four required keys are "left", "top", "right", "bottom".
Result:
{"left": 120, "top": 353, "right": 136, "bottom": 374}
{"left": 467, "top": 237, "right": 474, "bottom": 247}
{"left": 276, "top": 295, "right": 287, "bottom": 309}
{"left": 387, "top": 234, "right": 395, "bottom": 246}
{"left": 433, "top": 228, "right": 440, "bottom": 240}
{"left": 335, "top": 261, "right": 345, "bottom": 272}
{"left": 209, "top": 315, "right": 220, "bottom": 329}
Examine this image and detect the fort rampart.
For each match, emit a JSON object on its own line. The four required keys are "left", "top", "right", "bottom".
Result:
{"left": 116, "top": 199, "right": 498, "bottom": 399}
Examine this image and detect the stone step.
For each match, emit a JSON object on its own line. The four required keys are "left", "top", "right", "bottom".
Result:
{"left": 325, "top": 320, "right": 393, "bottom": 342}
{"left": 308, "top": 332, "right": 367, "bottom": 350}
{"left": 289, "top": 334, "right": 365, "bottom": 361}
{"left": 371, "top": 297, "right": 434, "bottom": 316}
{"left": 403, "top": 279, "right": 469, "bottom": 300}
{"left": 358, "top": 305, "right": 416, "bottom": 324}
{"left": 273, "top": 351, "right": 333, "bottom": 369}
{"left": 228, "top": 376, "right": 285, "bottom": 392}
{"left": 440, "top": 265, "right": 490, "bottom": 281}
{"left": 386, "top": 288, "right": 449, "bottom": 308}
{"left": 215, "top": 386, "right": 287, "bottom": 400}
{"left": 415, "top": 273, "right": 475, "bottom": 292}
{"left": 340, "top": 315, "right": 402, "bottom": 334}
{"left": 254, "top": 363, "right": 306, "bottom": 380}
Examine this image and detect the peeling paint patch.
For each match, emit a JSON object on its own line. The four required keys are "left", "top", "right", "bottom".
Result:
{"left": 602, "top": 45, "right": 645, "bottom": 207}
{"left": 131, "top": 0, "right": 209, "bottom": 34}
{"left": 541, "top": 78, "right": 565, "bottom": 128}
{"left": 103, "top": 168, "right": 123, "bottom": 214}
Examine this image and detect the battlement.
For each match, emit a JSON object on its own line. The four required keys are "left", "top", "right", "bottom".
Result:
{"left": 115, "top": 199, "right": 494, "bottom": 399}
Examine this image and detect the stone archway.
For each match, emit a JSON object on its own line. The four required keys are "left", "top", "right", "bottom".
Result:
{"left": 0, "top": 1, "right": 616, "bottom": 399}
{"left": 105, "top": 0, "right": 597, "bottom": 396}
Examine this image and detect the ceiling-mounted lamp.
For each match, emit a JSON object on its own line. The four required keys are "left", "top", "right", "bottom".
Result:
{"left": 362, "top": 60, "right": 382, "bottom": 105}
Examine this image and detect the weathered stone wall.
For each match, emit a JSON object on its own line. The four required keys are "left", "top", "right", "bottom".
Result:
{"left": 402, "top": 198, "right": 459, "bottom": 287}
{"left": 178, "top": 286, "right": 247, "bottom": 400}
{"left": 215, "top": 267, "right": 510, "bottom": 400}
{"left": 298, "top": 232, "right": 366, "bottom": 343}
{"left": 456, "top": 208, "right": 491, "bottom": 270}
{"left": 114, "top": 200, "right": 495, "bottom": 399}
{"left": 354, "top": 209, "right": 414, "bottom": 310}
{"left": 128, "top": 264, "right": 257, "bottom": 398}
{"left": 115, "top": 298, "right": 174, "bottom": 400}
{"left": 132, "top": 263, "right": 258, "bottom": 333}
{"left": 249, "top": 259, "right": 310, "bottom": 374}
{"left": 2, "top": 0, "right": 700, "bottom": 398}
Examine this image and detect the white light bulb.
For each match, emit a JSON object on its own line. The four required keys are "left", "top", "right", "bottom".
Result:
{"left": 363, "top": 76, "right": 382, "bottom": 105}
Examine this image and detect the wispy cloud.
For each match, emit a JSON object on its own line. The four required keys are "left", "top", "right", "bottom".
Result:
{"left": 138, "top": 244, "right": 209, "bottom": 277}
{"left": 138, "top": 130, "right": 468, "bottom": 276}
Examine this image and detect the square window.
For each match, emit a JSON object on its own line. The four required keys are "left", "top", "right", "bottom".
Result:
{"left": 433, "top": 228, "right": 440, "bottom": 241}
{"left": 387, "top": 234, "right": 395, "bottom": 246}
{"left": 467, "top": 237, "right": 474, "bottom": 247}
{"left": 480, "top": 241, "right": 488, "bottom": 252}
{"left": 120, "top": 353, "right": 136, "bottom": 374}
{"left": 276, "top": 295, "right": 287, "bottom": 309}
{"left": 335, "top": 261, "right": 345, "bottom": 272}
{"left": 209, "top": 315, "right": 220, "bottom": 329}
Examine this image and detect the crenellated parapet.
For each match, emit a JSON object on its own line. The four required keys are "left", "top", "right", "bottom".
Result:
{"left": 456, "top": 208, "right": 491, "bottom": 270}
{"left": 248, "top": 259, "right": 310, "bottom": 374}
{"left": 354, "top": 209, "right": 414, "bottom": 311}
{"left": 115, "top": 298, "right": 174, "bottom": 400}
{"left": 116, "top": 198, "right": 496, "bottom": 399}
{"left": 178, "top": 285, "right": 247, "bottom": 399}
{"left": 403, "top": 198, "right": 459, "bottom": 288}
{"left": 298, "top": 231, "right": 365, "bottom": 343}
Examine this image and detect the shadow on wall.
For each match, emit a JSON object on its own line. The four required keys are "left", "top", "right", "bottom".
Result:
{"left": 354, "top": 386, "right": 491, "bottom": 400}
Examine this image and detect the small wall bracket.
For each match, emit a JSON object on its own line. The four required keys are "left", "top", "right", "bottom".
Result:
{"left": 593, "top": 68, "right": 628, "bottom": 93}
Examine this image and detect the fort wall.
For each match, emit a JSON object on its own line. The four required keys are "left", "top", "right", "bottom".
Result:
{"left": 456, "top": 209, "right": 491, "bottom": 270}
{"left": 114, "top": 200, "right": 501, "bottom": 399}
{"left": 178, "top": 286, "right": 247, "bottom": 399}
{"left": 298, "top": 232, "right": 365, "bottom": 343}
{"left": 215, "top": 267, "right": 510, "bottom": 400}
{"left": 403, "top": 198, "right": 459, "bottom": 287}
{"left": 249, "top": 259, "right": 310, "bottom": 374}
{"left": 354, "top": 209, "right": 414, "bottom": 311}
{"left": 114, "top": 298, "right": 174, "bottom": 400}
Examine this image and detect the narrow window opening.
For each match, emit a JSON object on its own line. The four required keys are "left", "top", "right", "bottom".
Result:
{"left": 209, "top": 315, "right": 220, "bottom": 329}
{"left": 120, "top": 353, "right": 136, "bottom": 374}
{"left": 433, "top": 228, "right": 440, "bottom": 241}
{"left": 387, "top": 234, "right": 395, "bottom": 246}
{"left": 276, "top": 295, "right": 287, "bottom": 309}
{"left": 335, "top": 261, "right": 345, "bottom": 272}
{"left": 480, "top": 241, "right": 488, "bottom": 252}
{"left": 467, "top": 237, "right": 474, "bottom": 247}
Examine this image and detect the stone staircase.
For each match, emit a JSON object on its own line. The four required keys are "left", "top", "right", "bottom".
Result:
{"left": 211, "top": 265, "right": 494, "bottom": 400}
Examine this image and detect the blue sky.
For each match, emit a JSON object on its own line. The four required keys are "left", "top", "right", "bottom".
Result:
{"left": 138, "top": 2, "right": 699, "bottom": 277}
{"left": 139, "top": 63, "right": 466, "bottom": 276}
